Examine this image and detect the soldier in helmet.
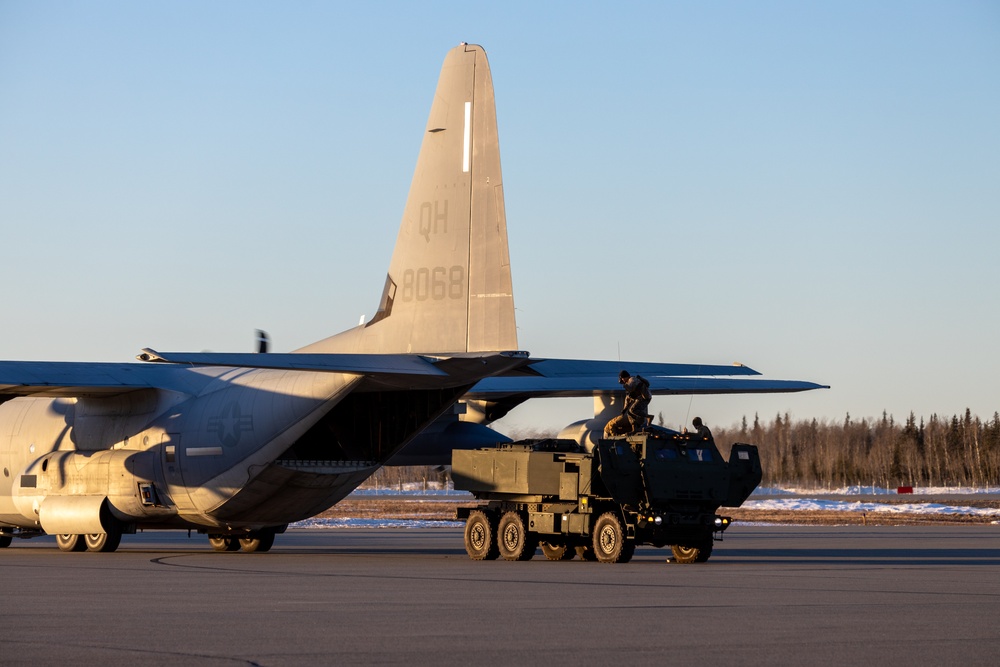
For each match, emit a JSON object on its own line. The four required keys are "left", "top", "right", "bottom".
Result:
{"left": 603, "top": 370, "right": 652, "bottom": 437}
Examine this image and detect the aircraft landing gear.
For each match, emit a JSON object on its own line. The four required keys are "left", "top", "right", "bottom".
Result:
{"left": 208, "top": 535, "right": 241, "bottom": 552}
{"left": 84, "top": 529, "right": 122, "bottom": 553}
{"left": 670, "top": 539, "right": 713, "bottom": 564}
{"left": 208, "top": 528, "right": 277, "bottom": 553}
{"left": 238, "top": 529, "right": 276, "bottom": 553}
{"left": 540, "top": 540, "right": 575, "bottom": 561}
{"left": 54, "top": 531, "right": 121, "bottom": 553}
{"left": 56, "top": 534, "right": 87, "bottom": 552}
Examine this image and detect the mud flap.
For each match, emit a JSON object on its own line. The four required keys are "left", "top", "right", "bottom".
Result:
{"left": 723, "top": 443, "right": 762, "bottom": 507}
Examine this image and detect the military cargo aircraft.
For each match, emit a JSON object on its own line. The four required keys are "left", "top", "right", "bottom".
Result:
{"left": 0, "top": 44, "right": 825, "bottom": 553}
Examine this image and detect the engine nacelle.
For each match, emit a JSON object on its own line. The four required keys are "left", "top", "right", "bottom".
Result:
{"left": 387, "top": 419, "right": 512, "bottom": 466}
{"left": 557, "top": 419, "right": 603, "bottom": 453}
{"left": 38, "top": 495, "right": 108, "bottom": 535}
{"left": 557, "top": 393, "right": 635, "bottom": 452}
{"left": 11, "top": 449, "right": 174, "bottom": 533}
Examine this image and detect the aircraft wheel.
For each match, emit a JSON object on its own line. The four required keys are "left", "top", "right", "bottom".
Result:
{"left": 540, "top": 541, "right": 575, "bottom": 561}
{"left": 670, "top": 542, "right": 710, "bottom": 564}
{"left": 592, "top": 512, "right": 634, "bottom": 563}
{"left": 0, "top": 535, "right": 12, "bottom": 548}
{"left": 464, "top": 510, "right": 499, "bottom": 560}
{"left": 239, "top": 529, "right": 276, "bottom": 553}
{"left": 85, "top": 527, "right": 122, "bottom": 553}
{"left": 498, "top": 511, "right": 537, "bottom": 561}
{"left": 56, "top": 534, "right": 86, "bottom": 552}
{"left": 208, "top": 535, "right": 240, "bottom": 552}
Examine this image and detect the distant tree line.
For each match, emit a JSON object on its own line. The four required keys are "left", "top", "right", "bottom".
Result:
{"left": 362, "top": 465, "right": 447, "bottom": 490}
{"left": 361, "top": 409, "right": 1000, "bottom": 490}
{"left": 711, "top": 409, "right": 1000, "bottom": 489}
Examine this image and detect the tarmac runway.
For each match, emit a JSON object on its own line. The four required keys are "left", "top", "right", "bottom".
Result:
{"left": 2, "top": 524, "right": 999, "bottom": 666}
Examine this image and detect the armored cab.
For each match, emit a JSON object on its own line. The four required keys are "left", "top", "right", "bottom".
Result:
{"left": 453, "top": 430, "right": 762, "bottom": 564}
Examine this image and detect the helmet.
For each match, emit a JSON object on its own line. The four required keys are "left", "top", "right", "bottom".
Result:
{"left": 692, "top": 417, "right": 703, "bottom": 427}
{"left": 618, "top": 370, "right": 630, "bottom": 383}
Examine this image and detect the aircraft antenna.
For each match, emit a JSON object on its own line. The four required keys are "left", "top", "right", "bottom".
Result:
{"left": 683, "top": 395, "right": 694, "bottom": 431}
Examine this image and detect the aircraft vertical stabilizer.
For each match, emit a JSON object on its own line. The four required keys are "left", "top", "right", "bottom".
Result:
{"left": 304, "top": 44, "right": 516, "bottom": 356}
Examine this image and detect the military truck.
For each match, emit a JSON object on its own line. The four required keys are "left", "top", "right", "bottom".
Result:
{"left": 452, "top": 429, "right": 762, "bottom": 563}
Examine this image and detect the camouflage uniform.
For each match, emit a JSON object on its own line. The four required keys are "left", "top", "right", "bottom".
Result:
{"left": 602, "top": 374, "right": 651, "bottom": 437}
{"left": 623, "top": 375, "right": 651, "bottom": 432}
{"left": 603, "top": 413, "right": 632, "bottom": 437}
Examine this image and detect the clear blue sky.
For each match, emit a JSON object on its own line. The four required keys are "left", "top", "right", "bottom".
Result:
{"left": 1, "top": 1, "right": 997, "bottom": 434}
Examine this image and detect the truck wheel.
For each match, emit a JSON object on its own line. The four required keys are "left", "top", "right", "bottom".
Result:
{"left": 592, "top": 512, "right": 634, "bottom": 564}
{"left": 498, "top": 511, "right": 537, "bottom": 561}
{"left": 464, "top": 510, "right": 499, "bottom": 560}
{"left": 576, "top": 545, "right": 598, "bottom": 561}
{"left": 540, "top": 541, "right": 575, "bottom": 561}
{"left": 670, "top": 541, "right": 712, "bottom": 564}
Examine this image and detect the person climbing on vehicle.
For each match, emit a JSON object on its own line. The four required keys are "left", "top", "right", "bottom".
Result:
{"left": 603, "top": 370, "right": 652, "bottom": 436}
{"left": 691, "top": 416, "right": 713, "bottom": 440}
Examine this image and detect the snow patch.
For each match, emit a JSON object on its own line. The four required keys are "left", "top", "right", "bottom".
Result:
{"left": 744, "top": 498, "right": 1000, "bottom": 516}
{"left": 755, "top": 485, "right": 1000, "bottom": 496}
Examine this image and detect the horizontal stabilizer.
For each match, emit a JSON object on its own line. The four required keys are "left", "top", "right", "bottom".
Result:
{"left": 516, "top": 359, "right": 761, "bottom": 378}
{"left": 467, "top": 375, "right": 828, "bottom": 399}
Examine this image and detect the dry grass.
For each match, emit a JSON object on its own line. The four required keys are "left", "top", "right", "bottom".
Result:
{"left": 315, "top": 498, "right": 475, "bottom": 521}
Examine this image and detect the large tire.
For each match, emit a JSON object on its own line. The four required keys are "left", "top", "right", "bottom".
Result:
{"left": 498, "top": 511, "right": 537, "bottom": 561}
{"left": 0, "top": 535, "right": 12, "bottom": 548}
{"left": 56, "top": 534, "right": 86, "bottom": 552}
{"left": 670, "top": 540, "right": 713, "bottom": 564}
{"left": 240, "top": 529, "right": 276, "bottom": 553}
{"left": 592, "top": 512, "right": 634, "bottom": 564}
{"left": 209, "top": 535, "right": 241, "bottom": 552}
{"left": 576, "top": 544, "right": 598, "bottom": 561}
{"left": 85, "top": 518, "right": 123, "bottom": 553}
{"left": 464, "top": 510, "right": 499, "bottom": 560}
{"left": 540, "top": 541, "right": 575, "bottom": 561}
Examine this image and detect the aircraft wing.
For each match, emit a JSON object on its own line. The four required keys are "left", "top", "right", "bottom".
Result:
{"left": 136, "top": 349, "right": 526, "bottom": 391}
{"left": 136, "top": 350, "right": 447, "bottom": 376}
{"left": 0, "top": 349, "right": 517, "bottom": 402}
{"left": 465, "top": 357, "right": 827, "bottom": 399}
{"left": 0, "top": 361, "right": 181, "bottom": 399}
{"left": 1, "top": 354, "right": 825, "bottom": 402}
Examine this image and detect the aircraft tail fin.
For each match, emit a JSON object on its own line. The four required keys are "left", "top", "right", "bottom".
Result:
{"left": 305, "top": 44, "right": 516, "bottom": 356}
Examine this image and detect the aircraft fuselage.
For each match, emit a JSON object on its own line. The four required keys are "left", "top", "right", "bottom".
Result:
{"left": 0, "top": 366, "right": 377, "bottom": 534}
